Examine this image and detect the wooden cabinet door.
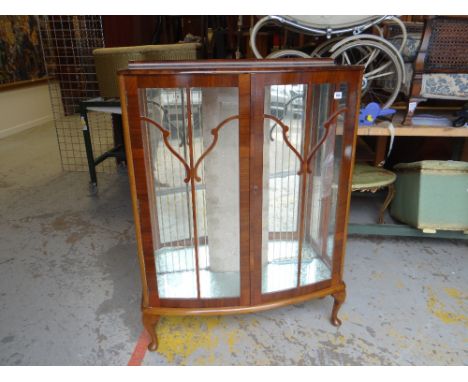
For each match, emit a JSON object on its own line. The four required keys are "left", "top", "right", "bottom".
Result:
{"left": 249, "top": 70, "right": 361, "bottom": 305}
{"left": 124, "top": 73, "right": 251, "bottom": 308}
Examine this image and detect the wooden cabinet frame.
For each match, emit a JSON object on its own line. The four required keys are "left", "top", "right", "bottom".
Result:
{"left": 119, "top": 59, "right": 362, "bottom": 351}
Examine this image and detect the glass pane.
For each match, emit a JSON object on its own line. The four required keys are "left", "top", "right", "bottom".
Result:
{"left": 262, "top": 84, "right": 307, "bottom": 294}
{"left": 261, "top": 83, "right": 345, "bottom": 293}
{"left": 141, "top": 87, "right": 240, "bottom": 299}
{"left": 142, "top": 88, "right": 197, "bottom": 298}
{"left": 194, "top": 87, "right": 240, "bottom": 298}
{"left": 300, "top": 83, "right": 347, "bottom": 286}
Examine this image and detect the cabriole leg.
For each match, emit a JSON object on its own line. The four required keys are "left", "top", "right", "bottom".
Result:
{"left": 142, "top": 313, "right": 160, "bottom": 351}
{"left": 378, "top": 183, "right": 395, "bottom": 224}
{"left": 331, "top": 289, "right": 346, "bottom": 327}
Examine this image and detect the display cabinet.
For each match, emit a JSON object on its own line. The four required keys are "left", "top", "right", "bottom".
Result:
{"left": 118, "top": 59, "right": 362, "bottom": 351}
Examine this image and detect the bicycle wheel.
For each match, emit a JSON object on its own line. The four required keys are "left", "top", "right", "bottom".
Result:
{"left": 310, "top": 36, "right": 344, "bottom": 57}
{"left": 330, "top": 39, "right": 403, "bottom": 109}
{"left": 266, "top": 49, "right": 311, "bottom": 58}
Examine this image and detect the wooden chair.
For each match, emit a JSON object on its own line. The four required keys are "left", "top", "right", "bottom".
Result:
{"left": 402, "top": 16, "right": 468, "bottom": 125}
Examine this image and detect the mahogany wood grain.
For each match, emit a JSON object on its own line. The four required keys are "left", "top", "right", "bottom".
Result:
{"left": 249, "top": 73, "right": 265, "bottom": 306}
{"left": 159, "top": 297, "right": 240, "bottom": 309}
{"left": 238, "top": 73, "right": 252, "bottom": 307}
{"left": 125, "top": 58, "right": 336, "bottom": 73}
{"left": 142, "top": 313, "right": 160, "bottom": 351}
{"left": 331, "top": 287, "right": 347, "bottom": 326}
{"left": 118, "top": 75, "right": 150, "bottom": 308}
{"left": 143, "top": 281, "right": 344, "bottom": 317}
{"left": 125, "top": 78, "right": 160, "bottom": 307}
{"left": 331, "top": 73, "right": 362, "bottom": 285}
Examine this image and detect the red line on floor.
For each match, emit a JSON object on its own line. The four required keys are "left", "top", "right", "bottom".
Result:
{"left": 128, "top": 330, "right": 150, "bottom": 366}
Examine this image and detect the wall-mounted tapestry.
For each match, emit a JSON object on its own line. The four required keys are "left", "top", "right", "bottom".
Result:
{"left": 0, "top": 16, "right": 46, "bottom": 86}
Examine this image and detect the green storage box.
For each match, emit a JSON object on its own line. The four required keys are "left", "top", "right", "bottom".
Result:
{"left": 391, "top": 160, "right": 468, "bottom": 233}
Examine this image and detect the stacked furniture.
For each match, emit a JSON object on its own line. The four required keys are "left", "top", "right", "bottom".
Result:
{"left": 403, "top": 16, "right": 468, "bottom": 125}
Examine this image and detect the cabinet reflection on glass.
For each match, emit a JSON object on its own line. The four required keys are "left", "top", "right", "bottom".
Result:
{"left": 119, "top": 60, "right": 362, "bottom": 351}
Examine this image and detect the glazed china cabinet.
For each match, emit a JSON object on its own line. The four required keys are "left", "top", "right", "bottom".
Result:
{"left": 119, "top": 59, "right": 362, "bottom": 351}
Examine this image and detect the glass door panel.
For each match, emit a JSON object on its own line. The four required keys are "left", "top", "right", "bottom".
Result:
{"left": 261, "top": 84, "right": 307, "bottom": 294}
{"left": 140, "top": 87, "right": 240, "bottom": 299}
{"left": 261, "top": 82, "right": 346, "bottom": 294}
{"left": 300, "top": 83, "right": 347, "bottom": 286}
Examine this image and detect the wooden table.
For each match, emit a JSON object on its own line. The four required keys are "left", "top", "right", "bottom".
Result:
{"left": 357, "top": 124, "right": 468, "bottom": 165}
{"left": 358, "top": 125, "right": 468, "bottom": 137}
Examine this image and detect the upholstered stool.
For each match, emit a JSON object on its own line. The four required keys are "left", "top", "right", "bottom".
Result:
{"left": 352, "top": 163, "right": 397, "bottom": 224}
{"left": 93, "top": 43, "right": 202, "bottom": 98}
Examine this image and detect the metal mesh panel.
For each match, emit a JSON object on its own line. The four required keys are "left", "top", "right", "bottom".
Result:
{"left": 39, "top": 15, "right": 115, "bottom": 173}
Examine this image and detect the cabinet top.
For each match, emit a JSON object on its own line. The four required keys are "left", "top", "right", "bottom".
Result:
{"left": 119, "top": 58, "right": 363, "bottom": 76}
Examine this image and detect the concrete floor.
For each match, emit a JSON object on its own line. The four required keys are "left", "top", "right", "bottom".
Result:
{"left": 0, "top": 122, "right": 467, "bottom": 365}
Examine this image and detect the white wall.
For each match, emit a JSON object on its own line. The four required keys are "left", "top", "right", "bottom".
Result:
{"left": 0, "top": 83, "right": 53, "bottom": 139}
